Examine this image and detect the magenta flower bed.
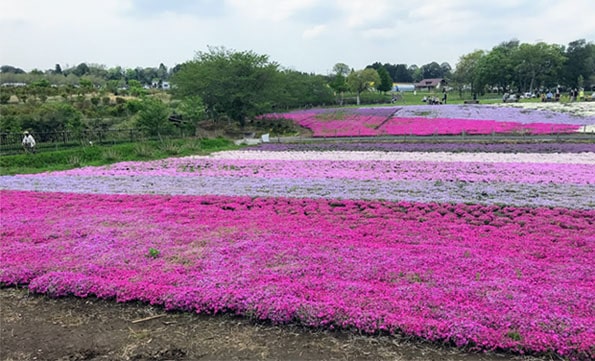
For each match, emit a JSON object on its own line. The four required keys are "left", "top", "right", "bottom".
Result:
{"left": 264, "top": 106, "right": 589, "bottom": 137}
{"left": 1, "top": 190, "right": 593, "bottom": 359}
{"left": 265, "top": 111, "right": 387, "bottom": 137}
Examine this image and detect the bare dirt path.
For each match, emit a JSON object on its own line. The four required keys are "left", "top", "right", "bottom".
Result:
{"left": 0, "top": 288, "right": 548, "bottom": 361}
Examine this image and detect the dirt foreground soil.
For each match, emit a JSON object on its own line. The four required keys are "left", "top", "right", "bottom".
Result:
{"left": 1, "top": 287, "right": 548, "bottom": 361}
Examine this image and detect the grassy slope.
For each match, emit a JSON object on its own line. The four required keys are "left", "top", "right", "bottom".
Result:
{"left": 0, "top": 138, "right": 238, "bottom": 175}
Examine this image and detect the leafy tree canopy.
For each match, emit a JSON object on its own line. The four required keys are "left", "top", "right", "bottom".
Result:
{"left": 171, "top": 46, "right": 281, "bottom": 126}
{"left": 453, "top": 50, "right": 485, "bottom": 94}
{"left": 376, "top": 67, "right": 393, "bottom": 93}
{"left": 347, "top": 68, "right": 380, "bottom": 105}
{"left": 135, "top": 96, "right": 172, "bottom": 137}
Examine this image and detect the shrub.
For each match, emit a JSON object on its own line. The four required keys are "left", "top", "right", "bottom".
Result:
{"left": 133, "top": 143, "right": 153, "bottom": 158}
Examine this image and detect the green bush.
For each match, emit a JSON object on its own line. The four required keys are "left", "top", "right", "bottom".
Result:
{"left": 102, "top": 149, "right": 121, "bottom": 162}
{"left": 133, "top": 143, "right": 153, "bottom": 157}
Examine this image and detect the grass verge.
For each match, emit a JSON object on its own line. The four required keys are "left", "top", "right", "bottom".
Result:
{"left": 0, "top": 137, "right": 237, "bottom": 175}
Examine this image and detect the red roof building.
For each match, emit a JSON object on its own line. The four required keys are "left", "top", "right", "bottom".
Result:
{"left": 414, "top": 78, "right": 446, "bottom": 91}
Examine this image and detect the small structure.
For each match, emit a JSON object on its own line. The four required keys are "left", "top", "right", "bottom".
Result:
{"left": 415, "top": 78, "right": 446, "bottom": 92}
{"left": 392, "top": 83, "right": 415, "bottom": 92}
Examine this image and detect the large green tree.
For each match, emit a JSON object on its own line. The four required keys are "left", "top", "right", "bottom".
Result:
{"left": 393, "top": 64, "right": 413, "bottom": 82}
{"left": 347, "top": 68, "right": 380, "bottom": 105}
{"left": 22, "top": 103, "right": 84, "bottom": 141}
{"left": 408, "top": 65, "right": 422, "bottom": 82}
{"left": 176, "top": 96, "right": 206, "bottom": 136}
{"left": 332, "top": 63, "right": 350, "bottom": 77}
{"left": 172, "top": 46, "right": 281, "bottom": 127}
{"left": 513, "top": 42, "right": 565, "bottom": 92}
{"left": 453, "top": 50, "right": 485, "bottom": 96}
{"left": 475, "top": 40, "right": 519, "bottom": 93}
{"left": 420, "top": 62, "right": 444, "bottom": 79}
{"left": 277, "top": 70, "right": 335, "bottom": 109}
{"left": 135, "top": 96, "right": 172, "bottom": 137}
{"left": 329, "top": 63, "right": 351, "bottom": 105}
{"left": 563, "top": 39, "right": 595, "bottom": 88}
{"left": 367, "top": 62, "right": 416, "bottom": 83}
{"left": 376, "top": 66, "right": 393, "bottom": 93}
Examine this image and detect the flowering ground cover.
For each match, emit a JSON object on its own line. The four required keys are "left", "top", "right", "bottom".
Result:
{"left": 1, "top": 140, "right": 594, "bottom": 360}
{"left": 1, "top": 191, "right": 594, "bottom": 360}
{"left": 263, "top": 104, "right": 595, "bottom": 137}
{"left": 265, "top": 107, "right": 397, "bottom": 137}
{"left": 252, "top": 141, "right": 595, "bottom": 154}
{"left": 395, "top": 104, "right": 590, "bottom": 124}
{"left": 2, "top": 150, "right": 594, "bottom": 209}
{"left": 379, "top": 117, "right": 580, "bottom": 136}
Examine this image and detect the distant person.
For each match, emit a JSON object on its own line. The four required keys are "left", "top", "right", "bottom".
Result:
{"left": 442, "top": 89, "right": 447, "bottom": 104}
{"left": 22, "top": 131, "right": 36, "bottom": 153}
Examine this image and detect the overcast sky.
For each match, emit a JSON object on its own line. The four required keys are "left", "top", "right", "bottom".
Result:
{"left": 1, "top": 0, "right": 594, "bottom": 74}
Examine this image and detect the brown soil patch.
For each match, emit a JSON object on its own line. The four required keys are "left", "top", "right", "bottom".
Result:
{"left": 1, "top": 287, "right": 546, "bottom": 361}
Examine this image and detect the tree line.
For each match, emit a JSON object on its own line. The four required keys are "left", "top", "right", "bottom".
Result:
{"left": 1, "top": 39, "right": 593, "bottom": 138}
{"left": 1, "top": 62, "right": 173, "bottom": 90}
{"left": 452, "top": 39, "right": 594, "bottom": 96}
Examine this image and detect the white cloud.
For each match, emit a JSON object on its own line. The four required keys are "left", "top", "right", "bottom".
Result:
{"left": 0, "top": 0, "right": 593, "bottom": 73}
{"left": 226, "top": 0, "right": 321, "bottom": 22}
{"left": 334, "top": 0, "right": 394, "bottom": 30}
{"left": 302, "top": 25, "right": 327, "bottom": 39}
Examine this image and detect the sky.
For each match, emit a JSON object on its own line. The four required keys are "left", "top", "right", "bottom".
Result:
{"left": 1, "top": 0, "right": 594, "bottom": 75}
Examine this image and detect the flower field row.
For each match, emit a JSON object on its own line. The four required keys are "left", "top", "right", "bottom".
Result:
{"left": 1, "top": 175, "right": 593, "bottom": 209}
{"left": 396, "top": 104, "right": 591, "bottom": 124}
{"left": 1, "top": 150, "right": 593, "bottom": 209}
{"left": 203, "top": 150, "right": 594, "bottom": 164}
{"left": 495, "top": 102, "right": 595, "bottom": 118}
{"left": 264, "top": 104, "right": 595, "bottom": 137}
{"left": 252, "top": 142, "right": 595, "bottom": 154}
{"left": 22, "top": 152, "right": 595, "bottom": 184}
{"left": 1, "top": 135, "right": 594, "bottom": 359}
{"left": 1, "top": 191, "right": 593, "bottom": 359}
{"left": 379, "top": 117, "right": 580, "bottom": 136}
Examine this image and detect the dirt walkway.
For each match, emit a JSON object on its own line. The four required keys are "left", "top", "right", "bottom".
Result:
{"left": 1, "top": 288, "right": 547, "bottom": 361}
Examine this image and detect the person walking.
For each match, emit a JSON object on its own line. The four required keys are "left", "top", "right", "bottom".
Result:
{"left": 22, "top": 131, "right": 36, "bottom": 153}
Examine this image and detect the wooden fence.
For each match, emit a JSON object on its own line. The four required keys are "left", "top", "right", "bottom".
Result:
{"left": 0, "top": 129, "right": 180, "bottom": 155}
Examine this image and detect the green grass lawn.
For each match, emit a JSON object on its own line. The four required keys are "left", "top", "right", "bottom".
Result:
{"left": 392, "top": 91, "right": 505, "bottom": 105}
{"left": 0, "top": 137, "right": 238, "bottom": 175}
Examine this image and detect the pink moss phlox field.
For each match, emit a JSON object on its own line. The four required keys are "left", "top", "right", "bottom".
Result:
{"left": 263, "top": 106, "right": 589, "bottom": 137}
{"left": 38, "top": 156, "right": 593, "bottom": 185}
{"left": 1, "top": 190, "right": 594, "bottom": 359}
{"left": 379, "top": 117, "right": 580, "bottom": 136}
